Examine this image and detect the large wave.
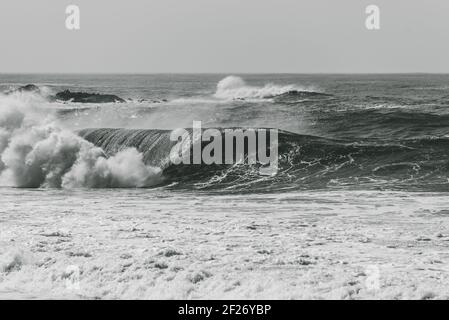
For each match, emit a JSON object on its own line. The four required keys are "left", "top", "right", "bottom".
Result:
{"left": 79, "top": 127, "right": 449, "bottom": 192}
{"left": 0, "top": 93, "right": 162, "bottom": 188}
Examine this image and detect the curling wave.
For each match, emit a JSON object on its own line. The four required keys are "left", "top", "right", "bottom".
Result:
{"left": 78, "top": 127, "right": 449, "bottom": 192}
{"left": 0, "top": 93, "right": 162, "bottom": 188}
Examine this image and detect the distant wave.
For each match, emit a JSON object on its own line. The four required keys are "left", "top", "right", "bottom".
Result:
{"left": 273, "top": 90, "right": 332, "bottom": 101}
{"left": 214, "top": 76, "right": 323, "bottom": 100}
{"left": 3, "top": 79, "right": 328, "bottom": 107}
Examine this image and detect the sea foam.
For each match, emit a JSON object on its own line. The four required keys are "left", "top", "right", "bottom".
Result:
{"left": 214, "top": 75, "right": 314, "bottom": 100}
{"left": 0, "top": 93, "right": 162, "bottom": 188}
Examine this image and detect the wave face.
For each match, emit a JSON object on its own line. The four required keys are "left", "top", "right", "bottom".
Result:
{"left": 78, "top": 128, "right": 177, "bottom": 169}
{"left": 78, "top": 128, "right": 449, "bottom": 192}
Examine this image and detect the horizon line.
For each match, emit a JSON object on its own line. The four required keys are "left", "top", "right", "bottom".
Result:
{"left": 2, "top": 72, "right": 449, "bottom": 75}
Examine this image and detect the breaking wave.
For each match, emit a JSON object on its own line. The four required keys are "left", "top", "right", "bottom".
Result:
{"left": 0, "top": 93, "right": 162, "bottom": 188}
{"left": 79, "top": 127, "right": 449, "bottom": 192}
{"left": 214, "top": 76, "right": 320, "bottom": 100}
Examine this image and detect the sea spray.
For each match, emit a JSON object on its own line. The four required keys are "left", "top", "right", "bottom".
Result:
{"left": 62, "top": 147, "right": 162, "bottom": 188}
{"left": 0, "top": 93, "right": 162, "bottom": 188}
{"left": 214, "top": 75, "right": 315, "bottom": 100}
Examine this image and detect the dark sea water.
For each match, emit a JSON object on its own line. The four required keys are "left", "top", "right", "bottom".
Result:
{"left": 1, "top": 73, "right": 449, "bottom": 192}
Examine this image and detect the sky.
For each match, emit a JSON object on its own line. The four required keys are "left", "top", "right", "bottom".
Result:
{"left": 0, "top": 0, "right": 448, "bottom": 73}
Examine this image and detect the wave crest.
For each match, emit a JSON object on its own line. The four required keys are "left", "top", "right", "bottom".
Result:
{"left": 0, "top": 93, "right": 162, "bottom": 188}
{"left": 214, "top": 75, "right": 318, "bottom": 100}
{"left": 80, "top": 127, "right": 449, "bottom": 192}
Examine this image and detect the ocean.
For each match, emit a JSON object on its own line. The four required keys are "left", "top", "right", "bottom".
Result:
{"left": 1, "top": 74, "right": 449, "bottom": 299}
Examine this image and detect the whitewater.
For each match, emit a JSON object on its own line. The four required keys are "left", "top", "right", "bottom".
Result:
{"left": 1, "top": 74, "right": 449, "bottom": 299}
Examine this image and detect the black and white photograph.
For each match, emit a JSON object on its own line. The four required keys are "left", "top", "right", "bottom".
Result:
{"left": 1, "top": 0, "right": 449, "bottom": 303}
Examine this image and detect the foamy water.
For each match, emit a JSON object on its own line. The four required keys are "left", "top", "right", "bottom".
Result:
{"left": 1, "top": 189, "right": 449, "bottom": 299}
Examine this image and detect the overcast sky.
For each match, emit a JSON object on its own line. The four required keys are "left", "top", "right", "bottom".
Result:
{"left": 0, "top": 0, "right": 448, "bottom": 73}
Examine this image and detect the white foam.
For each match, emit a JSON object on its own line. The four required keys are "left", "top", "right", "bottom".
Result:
{"left": 0, "top": 93, "right": 162, "bottom": 188}
{"left": 214, "top": 75, "right": 313, "bottom": 100}
{"left": 0, "top": 248, "right": 31, "bottom": 273}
